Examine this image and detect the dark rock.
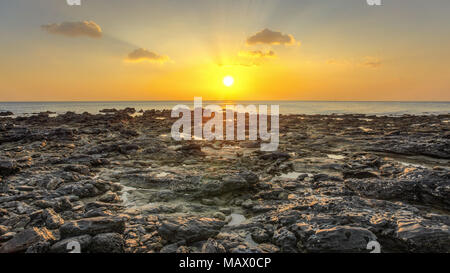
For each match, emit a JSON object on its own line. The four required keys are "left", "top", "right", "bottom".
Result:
{"left": 272, "top": 227, "right": 297, "bottom": 252}
{"left": 158, "top": 217, "right": 225, "bottom": 244}
{"left": 395, "top": 221, "right": 450, "bottom": 253}
{"left": 201, "top": 238, "right": 226, "bottom": 253}
{"left": 259, "top": 152, "right": 291, "bottom": 161}
{"left": 25, "top": 241, "right": 51, "bottom": 253}
{"left": 89, "top": 233, "right": 124, "bottom": 253}
{"left": 49, "top": 235, "right": 92, "bottom": 253}
{"left": 43, "top": 208, "right": 64, "bottom": 229}
{"left": 305, "top": 226, "right": 376, "bottom": 253}
{"left": 0, "top": 159, "right": 20, "bottom": 176}
{"left": 0, "top": 111, "right": 13, "bottom": 116}
{"left": 59, "top": 216, "right": 126, "bottom": 238}
{"left": 0, "top": 227, "right": 55, "bottom": 253}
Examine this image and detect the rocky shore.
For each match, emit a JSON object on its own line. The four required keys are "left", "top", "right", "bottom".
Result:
{"left": 0, "top": 109, "right": 449, "bottom": 253}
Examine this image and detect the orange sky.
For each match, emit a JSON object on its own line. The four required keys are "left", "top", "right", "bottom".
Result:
{"left": 0, "top": 0, "right": 449, "bottom": 101}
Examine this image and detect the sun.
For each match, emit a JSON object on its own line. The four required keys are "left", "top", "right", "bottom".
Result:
{"left": 223, "top": 76, "right": 234, "bottom": 87}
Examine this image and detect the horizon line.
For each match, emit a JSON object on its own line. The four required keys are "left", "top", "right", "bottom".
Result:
{"left": 1, "top": 100, "right": 450, "bottom": 103}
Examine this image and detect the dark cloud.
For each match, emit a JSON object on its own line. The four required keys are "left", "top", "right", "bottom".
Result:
{"left": 239, "top": 50, "right": 276, "bottom": 58}
{"left": 126, "top": 48, "right": 170, "bottom": 63}
{"left": 41, "top": 21, "right": 102, "bottom": 38}
{"left": 246, "top": 28, "right": 297, "bottom": 46}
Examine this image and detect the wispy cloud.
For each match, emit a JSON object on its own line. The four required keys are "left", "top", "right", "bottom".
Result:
{"left": 362, "top": 57, "right": 382, "bottom": 68}
{"left": 41, "top": 21, "right": 102, "bottom": 38}
{"left": 246, "top": 28, "right": 298, "bottom": 46}
{"left": 126, "top": 48, "right": 170, "bottom": 64}
{"left": 239, "top": 50, "right": 276, "bottom": 58}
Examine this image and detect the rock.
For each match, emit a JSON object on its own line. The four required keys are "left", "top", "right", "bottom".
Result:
{"left": 160, "top": 243, "right": 179, "bottom": 253}
{"left": 98, "top": 191, "right": 121, "bottom": 203}
{"left": 158, "top": 217, "right": 225, "bottom": 244}
{"left": 100, "top": 109, "right": 117, "bottom": 113}
{"left": 201, "top": 238, "right": 226, "bottom": 253}
{"left": 43, "top": 208, "right": 64, "bottom": 229}
{"left": 305, "top": 226, "right": 377, "bottom": 253}
{"left": 59, "top": 216, "right": 126, "bottom": 238}
{"left": 0, "top": 225, "right": 8, "bottom": 235}
{"left": 395, "top": 221, "right": 450, "bottom": 253}
{"left": 345, "top": 169, "right": 450, "bottom": 210}
{"left": 272, "top": 227, "right": 297, "bottom": 252}
{"left": 343, "top": 170, "right": 379, "bottom": 179}
{"left": 213, "top": 212, "right": 226, "bottom": 221}
{"left": 259, "top": 152, "right": 291, "bottom": 161}
{"left": 64, "top": 164, "right": 90, "bottom": 175}
{"left": 89, "top": 233, "right": 124, "bottom": 253}
{"left": 0, "top": 159, "right": 19, "bottom": 176}
{"left": 25, "top": 241, "right": 51, "bottom": 253}
{"left": 50, "top": 235, "right": 92, "bottom": 253}
{"left": 0, "top": 111, "right": 13, "bottom": 116}
{"left": 176, "top": 143, "right": 202, "bottom": 155}
{"left": 199, "top": 172, "right": 259, "bottom": 197}
{"left": 251, "top": 228, "right": 271, "bottom": 244}
{"left": 0, "top": 227, "right": 55, "bottom": 253}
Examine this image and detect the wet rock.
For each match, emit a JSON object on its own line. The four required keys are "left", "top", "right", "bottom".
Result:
{"left": 345, "top": 169, "right": 450, "bottom": 210}
{"left": 25, "top": 241, "right": 51, "bottom": 253}
{"left": 176, "top": 143, "right": 203, "bottom": 155}
{"left": 213, "top": 212, "right": 226, "bottom": 221}
{"left": 160, "top": 243, "right": 179, "bottom": 253}
{"left": 89, "top": 233, "right": 124, "bottom": 253}
{"left": 0, "top": 227, "right": 55, "bottom": 253}
{"left": 199, "top": 172, "right": 259, "bottom": 197}
{"left": 201, "top": 238, "right": 226, "bottom": 253}
{"left": 259, "top": 152, "right": 291, "bottom": 161}
{"left": 304, "top": 226, "right": 376, "bottom": 253}
{"left": 395, "top": 221, "right": 450, "bottom": 253}
{"left": 0, "top": 225, "right": 8, "bottom": 235}
{"left": 0, "top": 111, "right": 13, "bottom": 117}
{"left": 272, "top": 227, "right": 297, "bottom": 252}
{"left": 43, "top": 208, "right": 64, "bottom": 229}
{"left": 59, "top": 216, "right": 126, "bottom": 238}
{"left": 0, "top": 159, "right": 19, "bottom": 176}
{"left": 64, "top": 164, "right": 90, "bottom": 175}
{"left": 158, "top": 217, "right": 225, "bottom": 244}
{"left": 99, "top": 191, "right": 121, "bottom": 203}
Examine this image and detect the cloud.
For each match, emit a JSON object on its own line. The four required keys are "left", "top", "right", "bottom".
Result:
{"left": 362, "top": 57, "right": 382, "bottom": 68}
{"left": 41, "top": 21, "right": 102, "bottom": 38}
{"left": 126, "top": 48, "right": 170, "bottom": 64}
{"left": 239, "top": 50, "right": 276, "bottom": 58}
{"left": 246, "top": 28, "right": 298, "bottom": 46}
{"left": 327, "top": 57, "right": 382, "bottom": 68}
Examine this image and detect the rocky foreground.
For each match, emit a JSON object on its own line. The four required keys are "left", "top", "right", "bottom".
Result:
{"left": 0, "top": 109, "right": 449, "bottom": 253}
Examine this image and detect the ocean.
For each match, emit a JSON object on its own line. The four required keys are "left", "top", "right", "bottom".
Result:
{"left": 0, "top": 101, "right": 449, "bottom": 116}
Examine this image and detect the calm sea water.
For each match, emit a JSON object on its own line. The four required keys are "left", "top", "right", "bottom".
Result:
{"left": 0, "top": 101, "right": 449, "bottom": 116}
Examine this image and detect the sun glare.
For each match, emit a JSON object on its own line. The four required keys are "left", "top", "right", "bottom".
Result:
{"left": 223, "top": 76, "right": 234, "bottom": 87}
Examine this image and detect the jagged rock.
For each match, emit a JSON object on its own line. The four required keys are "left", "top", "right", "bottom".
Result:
{"left": 272, "top": 227, "right": 297, "bottom": 252}
{"left": 202, "top": 238, "right": 226, "bottom": 253}
{"left": 0, "top": 227, "right": 55, "bottom": 253}
{"left": 43, "top": 208, "right": 64, "bottom": 229}
{"left": 49, "top": 235, "right": 92, "bottom": 253}
{"left": 158, "top": 217, "right": 225, "bottom": 244}
{"left": 0, "top": 159, "right": 19, "bottom": 176}
{"left": 59, "top": 216, "right": 126, "bottom": 238}
{"left": 304, "top": 226, "right": 377, "bottom": 253}
{"left": 395, "top": 221, "right": 450, "bottom": 253}
{"left": 89, "top": 233, "right": 124, "bottom": 253}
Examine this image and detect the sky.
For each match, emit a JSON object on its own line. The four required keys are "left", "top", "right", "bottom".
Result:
{"left": 0, "top": 0, "right": 449, "bottom": 101}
